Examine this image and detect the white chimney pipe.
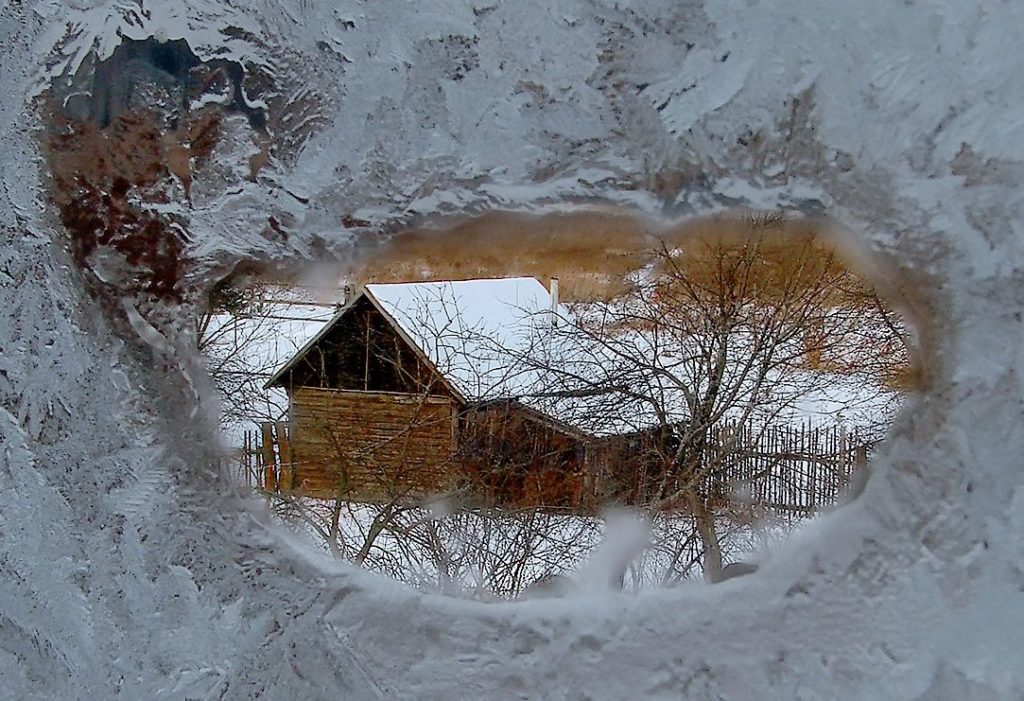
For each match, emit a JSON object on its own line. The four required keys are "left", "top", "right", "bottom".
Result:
{"left": 550, "top": 277, "right": 559, "bottom": 328}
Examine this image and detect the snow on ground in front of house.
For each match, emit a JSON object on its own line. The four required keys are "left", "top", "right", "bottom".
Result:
{"left": 273, "top": 497, "right": 796, "bottom": 597}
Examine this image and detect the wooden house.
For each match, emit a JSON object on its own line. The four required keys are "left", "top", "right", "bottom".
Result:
{"left": 263, "top": 277, "right": 665, "bottom": 509}
{"left": 253, "top": 276, "right": 878, "bottom": 515}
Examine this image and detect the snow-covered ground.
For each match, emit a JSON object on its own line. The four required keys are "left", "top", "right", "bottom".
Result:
{"left": 3, "top": 0, "right": 1024, "bottom": 698}
{"left": 270, "top": 497, "right": 791, "bottom": 597}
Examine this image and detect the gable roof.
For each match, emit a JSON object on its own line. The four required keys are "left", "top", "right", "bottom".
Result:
{"left": 264, "top": 277, "right": 560, "bottom": 398}
{"left": 265, "top": 276, "right": 693, "bottom": 437}
{"left": 263, "top": 297, "right": 360, "bottom": 390}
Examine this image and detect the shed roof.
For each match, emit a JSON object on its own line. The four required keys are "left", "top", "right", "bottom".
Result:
{"left": 365, "top": 277, "right": 559, "bottom": 401}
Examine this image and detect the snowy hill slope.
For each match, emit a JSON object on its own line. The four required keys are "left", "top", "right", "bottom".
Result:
{"left": 1, "top": 0, "right": 1024, "bottom": 698}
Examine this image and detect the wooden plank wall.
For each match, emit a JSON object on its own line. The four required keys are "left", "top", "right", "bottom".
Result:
{"left": 288, "top": 387, "right": 458, "bottom": 499}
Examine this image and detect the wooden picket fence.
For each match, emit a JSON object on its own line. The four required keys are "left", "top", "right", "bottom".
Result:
{"left": 701, "top": 420, "right": 873, "bottom": 513}
{"left": 238, "top": 422, "right": 294, "bottom": 492}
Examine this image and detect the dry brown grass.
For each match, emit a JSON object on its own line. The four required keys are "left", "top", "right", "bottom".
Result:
{"left": 655, "top": 214, "right": 849, "bottom": 301}
{"left": 346, "top": 210, "right": 654, "bottom": 301}
{"left": 349, "top": 210, "right": 875, "bottom": 302}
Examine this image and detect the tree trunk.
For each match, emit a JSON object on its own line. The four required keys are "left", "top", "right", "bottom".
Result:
{"left": 354, "top": 502, "right": 396, "bottom": 564}
{"left": 327, "top": 463, "right": 350, "bottom": 558}
{"left": 688, "top": 492, "right": 722, "bottom": 583}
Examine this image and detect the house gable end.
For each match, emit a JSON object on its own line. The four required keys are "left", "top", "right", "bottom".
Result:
{"left": 266, "top": 293, "right": 463, "bottom": 401}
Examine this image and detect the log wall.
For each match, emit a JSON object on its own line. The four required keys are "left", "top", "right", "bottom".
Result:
{"left": 287, "top": 387, "right": 458, "bottom": 500}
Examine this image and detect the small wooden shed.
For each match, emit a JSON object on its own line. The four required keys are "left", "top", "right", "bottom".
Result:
{"left": 263, "top": 278, "right": 631, "bottom": 507}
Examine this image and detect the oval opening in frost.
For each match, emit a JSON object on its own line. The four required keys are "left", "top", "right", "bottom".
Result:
{"left": 200, "top": 211, "right": 919, "bottom": 596}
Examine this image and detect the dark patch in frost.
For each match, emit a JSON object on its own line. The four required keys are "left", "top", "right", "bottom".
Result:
{"left": 64, "top": 36, "right": 267, "bottom": 133}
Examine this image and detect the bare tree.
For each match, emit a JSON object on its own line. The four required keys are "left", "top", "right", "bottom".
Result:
{"left": 198, "top": 279, "right": 343, "bottom": 454}
{"left": 198, "top": 279, "right": 287, "bottom": 434}
{"left": 500, "top": 218, "right": 910, "bottom": 580}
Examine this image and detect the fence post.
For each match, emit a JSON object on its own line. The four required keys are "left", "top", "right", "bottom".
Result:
{"left": 261, "top": 422, "right": 278, "bottom": 491}
{"left": 276, "top": 421, "right": 293, "bottom": 491}
{"left": 243, "top": 430, "right": 252, "bottom": 486}
{"left": 855, "top": 443, "right": 868, "bottom": 472}
{"left": 808, "top": 425, "right": 817, "bottom": 511}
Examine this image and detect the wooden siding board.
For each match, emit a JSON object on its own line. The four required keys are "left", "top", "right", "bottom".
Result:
{"left": 288, "top": 387, "right": 457, "bottom": 500}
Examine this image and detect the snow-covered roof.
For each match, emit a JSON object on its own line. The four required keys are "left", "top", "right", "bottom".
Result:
{"left": 264, "top": 277, "right": 556, "bottom": 392}
{"left": 363, "top": 278, "right": 666, "bottom": 437}
{"left": 365, "top": 277, "right": 560, "bottom": 400}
